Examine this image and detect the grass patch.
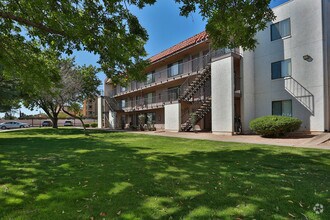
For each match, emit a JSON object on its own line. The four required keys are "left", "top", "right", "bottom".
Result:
{"left": 0, "top": 128, "right": 329, "bottom": 219}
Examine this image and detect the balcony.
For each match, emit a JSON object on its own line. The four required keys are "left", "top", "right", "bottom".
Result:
{"left": 111, "top": 91, "right": 182, "bottom": 112}
{"left": 110, "top": 48, "right": 240, "bottom": 97}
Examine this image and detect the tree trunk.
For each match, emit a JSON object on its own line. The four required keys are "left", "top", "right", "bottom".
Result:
{"left": 77, "top": 117, "right": 87, "bottom": 133}
{"left": 39, "top": 105, "right": 59, "bottom": 129}
{"left": 61, "top": 107, "right": 88, "bottom": 135}
{"left": 51, "top": 116, "right": 58, "bottom": 128}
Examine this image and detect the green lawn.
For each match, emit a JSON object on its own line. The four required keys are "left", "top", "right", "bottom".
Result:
{"left": 0, "top": 129, "right": 329, "bottom": 220}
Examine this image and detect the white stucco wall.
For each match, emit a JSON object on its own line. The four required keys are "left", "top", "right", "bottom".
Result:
{"left": 323, "top": 0, "right": 330, "bottom": 131}
{"left": 211, "top": 56, "right": 234, "bottom": 134}
{"left": 109, "top": 111, "right": 116, "bottom": 129}
{"left": 241, "top": 50, "right": 255, "bottom": 133}
{"left": 97, "top": 97, "right": 103, "bottom": 129}
{"left": 247, "top": 0, "right": 327, "bottom": 132}
{"left": 164, "top": 103, "right": 181, "bottom": 131}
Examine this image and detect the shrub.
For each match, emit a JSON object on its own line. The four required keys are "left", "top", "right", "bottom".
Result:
{"left": 138, "top": 114, "right": 145, "bottom": 131}
{"left": 190, "top": 113, "right": 198, "bottom": 131}
{"left": 130, "top": 125, "right": 138, "bottom": 130}
{"left": 249, "top": 115, "right": 302, "bottom": 137}
{"left": 91, "top": 123, "right": 98, "bottom": 128}
{"left": 85, "top": 123, "right": 90, "bottom": 128}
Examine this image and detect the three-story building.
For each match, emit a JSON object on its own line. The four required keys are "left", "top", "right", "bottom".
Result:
{"left": 98, "top": 0, "right": 330, "bottom": 134}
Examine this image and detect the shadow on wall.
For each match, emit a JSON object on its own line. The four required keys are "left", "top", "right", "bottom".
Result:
{"left": 284, "top": 76, "right": 314, "bottom": 115}
{"left": 266, "top": 18, "right": 314, "bottom": 132}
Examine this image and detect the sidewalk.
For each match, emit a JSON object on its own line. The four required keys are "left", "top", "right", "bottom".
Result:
{"left": 128, "top": 131, "right": 330, "bottom": 150}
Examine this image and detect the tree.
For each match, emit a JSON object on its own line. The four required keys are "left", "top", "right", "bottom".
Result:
{"left": 62, "top": 102, "right": 88, "bottom": 133}
{"left": 23, "top": 58, "right": 100, "bottom": 129}
{"left": 0, "top": 0, "right": 153, "bottom": 85}
{"left": 58, "top": 62, "right": 100, "bottom": 134}
{"left": 0, "top": 0, "right": 275, "bottom": 86}
{"left": 4, "top": 110, "right": 17, "bottom": 120}
{"left": 0, "top": 71, "right": 20, "bottom": 112}
{"left": 176, "top": 0, "right": 275, "bottom": 50}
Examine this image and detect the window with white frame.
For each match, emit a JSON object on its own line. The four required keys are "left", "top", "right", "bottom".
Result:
{"left": 271, "top": 18, "right": 291, "bottom": 41}
{"left": 272, "top": 100, "right": 292, "bottom": 117}
{"left": 271, "top": 59, "right": 291, "bottom": 79}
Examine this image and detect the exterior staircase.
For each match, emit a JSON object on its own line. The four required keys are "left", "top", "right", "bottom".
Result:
{"left": 179, "top": 64, "right": 212, "bottom": 132}
{"left": 284, "top": 76, "right": 314, "bottom": 114}
{"left": 181, "top": 98, "right": 212, "bottom": 131}
{"left": 179, "top": 65, "right": 211, "bottom": 101}
{"left": 104, "top": 96, "right": 120, "bottom": 112}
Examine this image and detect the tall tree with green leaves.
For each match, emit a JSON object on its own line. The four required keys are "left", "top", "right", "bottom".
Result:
{"left": 23, "top": 58, "right": 100, "bottom": 128}
{"left": 0, "top": 71, "right": 20, "bottom": 113}
{"left": 0, "top": 0, "right": 154, "bottom": 85}
{"left": 0, "top": 0, "right": 275, "bottom": 86}
{"left": 176, "top": 0, "right": 275, "bottom": 50}
{"left": 59, "top": 61, "right": 100, "bottom": 133}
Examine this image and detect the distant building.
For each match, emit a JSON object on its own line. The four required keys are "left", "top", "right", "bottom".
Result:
{"left": 83, "top": 98, "right": 98, "bottom": 118}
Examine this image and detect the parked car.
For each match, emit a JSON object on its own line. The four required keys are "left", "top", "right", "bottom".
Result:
{"left": 63, "top": 121, "right": 73, "bottom": 126}
{"left": 42, "top": 121, "right": 53, "bottom": 127}
{"left": 0, "top": 121, "right": 30, "bottom": 129}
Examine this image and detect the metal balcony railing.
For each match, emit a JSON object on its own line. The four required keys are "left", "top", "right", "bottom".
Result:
{"left": 110, "top": 48, "right": 239, "bottom": 97}
{"left": 107, "top": 92, "right": 181, "bottom": 112}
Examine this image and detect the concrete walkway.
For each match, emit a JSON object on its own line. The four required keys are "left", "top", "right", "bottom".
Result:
{"left": 128, "top": 131, "right": 330, "bottom": 150}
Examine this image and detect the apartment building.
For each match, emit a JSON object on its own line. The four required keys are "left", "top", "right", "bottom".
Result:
{"left": 82, "top": 98, "right": 98, "bottom": 118}
{"left": 98, "top": 0, "right": 330, "bottom": 134}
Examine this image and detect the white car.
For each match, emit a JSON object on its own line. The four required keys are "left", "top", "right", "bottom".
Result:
{"left": 0, "top": 121, "right": 30, "bottom": 129}
{"left": 63, "top": 121, "right": 73, "bottom": 126}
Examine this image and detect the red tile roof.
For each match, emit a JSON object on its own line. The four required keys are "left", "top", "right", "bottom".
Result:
{"left": 149, "top": 31, "right": 208, "bottom": 63}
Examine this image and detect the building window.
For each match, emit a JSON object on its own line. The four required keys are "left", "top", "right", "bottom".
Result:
{"left": 272, "top": 100, "right": 292, "bottom": 117}
{"left": 271, "top": 59, "right": 291, "bottom": 79}
{"left": 120, "top": 99, "right": 126, "bottom": 108}
{"left": 168, "top": 87, "right": 180, "bottom": 101}
{"left": 145, "top": 71, "right": 155, "bottom": 85}
{"left": 167, "top": 60, "right": 183, "bottom": 77}
{"left": 271, "top": 18, "right": 291, "bottom": 41}
{"left": 144, "top": 92, "right": 156, "bottom": 105}
{"left": 135, "top": 96, "right": 141, "bottom": 106}
{"left": 146, "top": 112, "right": 156, "bottom": 124}
{"left": 192, "top": 54, "right": 199, "bottom": 72}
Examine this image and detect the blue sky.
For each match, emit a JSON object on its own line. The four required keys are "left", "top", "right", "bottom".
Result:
{"left": 15, "top": 0, "right": 289, "bottom": 116}
{"left": 78, "top": 0, "right": 289, "bottom": 86}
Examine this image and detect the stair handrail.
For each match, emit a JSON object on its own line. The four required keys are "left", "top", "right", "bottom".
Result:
{"left": 181, "top": 99, "right": 209, "bottom": 129}
{"left": 104, "top": 96, "right": 119, "bottom": 112}
{"left": 179, "top": 64, "right": 211, "bottom": 101}
{"left": 284, "top": 76, "right": 314, "bottom": 114}
{"left": 178, "top": 53, "right": 208, "bottom": 99}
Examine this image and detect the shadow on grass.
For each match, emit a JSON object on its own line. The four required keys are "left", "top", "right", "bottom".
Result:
{"left": 7, "top": 128, "right": 115, "bottom": 136}
{"left": 0, "top": 129, "right": 329, "bottom": 219}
